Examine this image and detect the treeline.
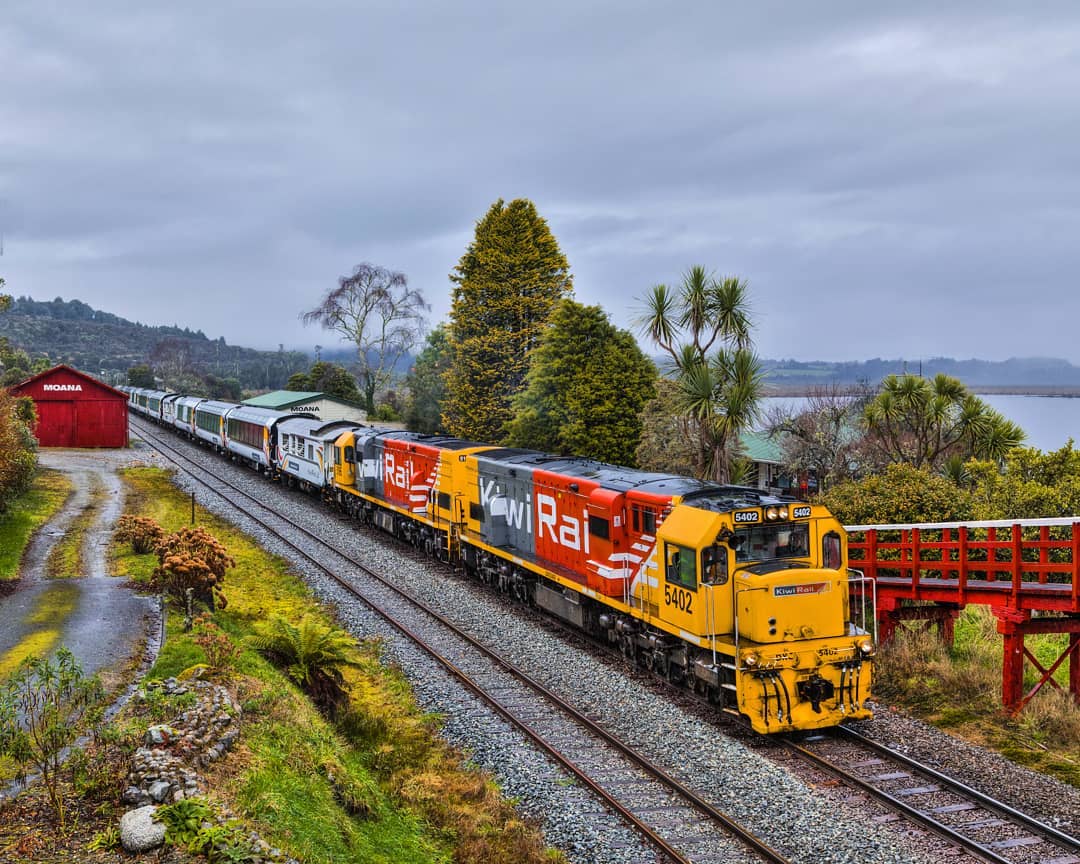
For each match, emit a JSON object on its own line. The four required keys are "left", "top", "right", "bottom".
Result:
{"left": 763, "top": 356, "right": 1080, "bottom": 389}
{"left": 0, "top": 296, "right": 308, "bottom": 391}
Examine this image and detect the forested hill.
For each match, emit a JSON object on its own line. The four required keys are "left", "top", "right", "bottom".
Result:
{"left": 0, "top": 296, "right": 309, "bottom": 390}
{"left": 762, "top": 356, "right": 1080, "bottom": 393}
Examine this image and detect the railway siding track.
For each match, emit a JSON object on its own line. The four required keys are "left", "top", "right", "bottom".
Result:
{"left": 782, "top": 727, "right": 1080, "bottom": 864}
{"left": 130, "top": 418, "right": 788, "bottom": 864}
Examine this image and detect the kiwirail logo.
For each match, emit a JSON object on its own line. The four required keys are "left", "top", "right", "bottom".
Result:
{"left": 42, "top": 384, "right": 83, "bottom": 392}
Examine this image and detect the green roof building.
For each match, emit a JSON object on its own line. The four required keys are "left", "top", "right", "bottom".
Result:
{"left": 242, "top": 390, "right": 367, "bottom": 423}
{"left": 739, "top": 430, "right": 793, "bottom": 494}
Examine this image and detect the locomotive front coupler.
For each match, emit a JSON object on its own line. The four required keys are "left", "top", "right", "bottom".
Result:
{"left": 796, "top": 674, "right": 835, "bottom": 714}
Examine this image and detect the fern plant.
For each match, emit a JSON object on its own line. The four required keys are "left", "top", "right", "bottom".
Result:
{"left": 244, "top": 616, "right": 362, "bottom": 715}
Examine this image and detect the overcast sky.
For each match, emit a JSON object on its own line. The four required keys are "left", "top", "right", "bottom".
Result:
{"left": 2, "top": 3, "right": 1078, "bottom": 361}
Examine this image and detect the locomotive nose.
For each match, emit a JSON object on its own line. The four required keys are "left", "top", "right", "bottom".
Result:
{"left": 797, "top": 675, "right": 835, "bottom": 713}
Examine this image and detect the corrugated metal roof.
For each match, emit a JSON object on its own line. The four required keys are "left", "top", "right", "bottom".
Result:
{"left": 740, "top": 430, "right": 784, "bottom": 465}
{"left": 243, "top": 390, "right": 323, "bottom": 407}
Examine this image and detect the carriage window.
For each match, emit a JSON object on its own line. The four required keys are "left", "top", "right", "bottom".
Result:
{"left": 823, "top": 532, "right": 842, "bottom": 570}
{"left": 588, "top": 515, "right": 609, "bottom": 540}
{"left": 665, "top": 543, "right": 697, "bottom": 590}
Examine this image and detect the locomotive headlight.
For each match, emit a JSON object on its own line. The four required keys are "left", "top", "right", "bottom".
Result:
{"left": 778, "top": 506, "right": 789, "bottom": 520}
{"left": 858, "top": 638, "right": 876, "bottom": 656}
{"left": 766, "top": 507, "right": 779, "bottom": 521}
{"left": 742, "top": 651, "right": 759, "bottom": 668}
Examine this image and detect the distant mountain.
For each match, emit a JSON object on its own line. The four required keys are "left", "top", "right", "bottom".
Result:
{"left": 761, "top": 357, "right": 1080, "bottom": 393}
{"left": 0, "top": 296, "right": 309, "bottom": 390}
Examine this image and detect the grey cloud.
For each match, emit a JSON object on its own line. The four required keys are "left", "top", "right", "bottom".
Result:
{"left": 2, "top": 2, "right": 1079, "bottom": 361}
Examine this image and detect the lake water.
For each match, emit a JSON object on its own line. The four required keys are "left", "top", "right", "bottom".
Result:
{"left": 761, "top": 395, "right": 1080, "bottom": 454}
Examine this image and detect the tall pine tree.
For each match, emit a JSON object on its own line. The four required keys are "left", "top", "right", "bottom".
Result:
{"left": 506, "top": 300, "right": 657, "bottom": 466}
{"left": 443, "top": 199, "right": 572, "bottom": 442}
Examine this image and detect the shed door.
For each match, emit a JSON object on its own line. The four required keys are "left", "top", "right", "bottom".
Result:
{"left": 42, "top": 402, "right": 76, "bottom": 447}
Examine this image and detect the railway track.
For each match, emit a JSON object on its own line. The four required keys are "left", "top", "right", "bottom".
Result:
{"left": 130, "top": 417, "right": 791, "bottom": 864}
{"left": 778, "top": 727, "right": 1080, "bottom": 864}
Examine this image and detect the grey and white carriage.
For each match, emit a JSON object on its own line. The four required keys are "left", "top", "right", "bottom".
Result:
{"left": 275, "top": 417, "right": 360, "bottom": 490}
{"left": 171, "top": 396, "right": 206, "bottom": 437}
{"left": 193, "top": 400, "right": 237, "bottom": 451}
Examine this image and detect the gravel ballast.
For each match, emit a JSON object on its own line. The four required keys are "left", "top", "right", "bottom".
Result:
{"left": 133, "top": 429, "right": 1078, "bottom": 864}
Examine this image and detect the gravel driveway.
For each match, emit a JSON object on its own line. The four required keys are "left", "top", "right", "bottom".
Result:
{"left": 0, "top": 448, "right": 157, "bottom": 683}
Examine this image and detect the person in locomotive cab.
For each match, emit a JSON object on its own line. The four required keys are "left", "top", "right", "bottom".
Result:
{"left": 702, "top": 544, "right": 728, "bottom": 584}
{"left": 774, "top": 528, "right": 807, "bottom": 557}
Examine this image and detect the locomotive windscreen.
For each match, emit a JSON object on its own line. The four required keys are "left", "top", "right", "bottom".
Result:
{"left": 734, "top": 522, "right": 809, "bottom": 562}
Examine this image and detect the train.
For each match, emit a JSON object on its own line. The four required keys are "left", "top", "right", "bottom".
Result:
{"left": 123, "top": 386, "right": 876, "bottom": 734}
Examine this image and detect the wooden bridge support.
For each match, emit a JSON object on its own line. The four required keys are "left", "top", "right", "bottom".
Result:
{"left": 877, "top": 600, "right": 962, "bottom": 647}
{"left": 994, "top": 609, "right": 1080, "bottom": 713}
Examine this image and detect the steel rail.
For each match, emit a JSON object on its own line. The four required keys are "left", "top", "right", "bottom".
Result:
{"left": 836, "top": 726, "right": 1080, "bottom": 854}
{"left": 130, "top": 416, "right": 791, "bottom": 864}
{"left": 781, "top": 728, "right": 1080, "bottom": 864}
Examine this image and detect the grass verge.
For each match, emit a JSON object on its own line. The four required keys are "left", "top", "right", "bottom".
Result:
{"left": 45, "top": 476, "right": 106, "bottom": 580}
{"left": 0, "top": 468, "right": 73, "bottom": 582}
{"left": 105, "top": 466, "right": 561, "bottom": 864}
{"left": 876, "top": 605, "right": 1080, "bottom": 786}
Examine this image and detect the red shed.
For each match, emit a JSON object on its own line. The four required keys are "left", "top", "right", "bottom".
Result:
{"left": 10, "top": 365, "right": 129, "bottom": 448}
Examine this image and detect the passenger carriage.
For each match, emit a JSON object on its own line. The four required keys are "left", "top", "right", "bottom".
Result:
{"left": 225, "top": 405, "right": 312, "bottom": 473}
{"left": 140, "top": 389, "right": 172, "bottom": 422}
{"left": 161, "top": 393, "right": 183, "bottom": 428}
{"left": 275, "top": 418, "right": 359, "bottom": 491}
{"left": 171, "top": 396, "right": 206, "bottom": 437}
{"left": 192, "top": 400, "right": 236, "bottom": 451}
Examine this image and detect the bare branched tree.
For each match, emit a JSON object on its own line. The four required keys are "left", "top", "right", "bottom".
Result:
{"left": 764, "top": 382, "right": 875, "bottom": 491}
{"left": 303, "top": 263, "right": 428, "bottom": 412}
{"left": 150, "top": 337, "right": 192, "bottom": 390}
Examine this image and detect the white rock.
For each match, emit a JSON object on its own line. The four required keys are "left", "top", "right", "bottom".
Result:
{"left": 120, "top": 805, "right": 166, "bottom": 853}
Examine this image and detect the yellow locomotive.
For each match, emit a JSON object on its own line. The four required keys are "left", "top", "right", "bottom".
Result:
{"left": 327, "top": 430, "right": 875, "bottom": 734}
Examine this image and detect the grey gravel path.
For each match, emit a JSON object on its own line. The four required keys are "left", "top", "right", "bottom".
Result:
{"left": 0, "top": 449, "right": 156, "bottom": 682}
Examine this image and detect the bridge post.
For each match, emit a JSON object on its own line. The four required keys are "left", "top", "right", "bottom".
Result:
{"left": 993, "top": 607, "right": 1029, "bottom": 712}
{"left": 1071, "top": 634, "right": 1080, "bottom": 704}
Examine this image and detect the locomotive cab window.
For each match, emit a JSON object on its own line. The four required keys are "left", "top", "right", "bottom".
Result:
{"left": 823, "top": 531, "right": 842, "bottom": 569}
{"left": 734, "top": 523, "right": 810, "bottom": 563}
{"left": 665, "top": 543, "right": 697, "bottom": 590}
{"left": 702, "top": 544, "right": 729, "bottom": 585}
{"left": 588, "top": 514, "right": 609, "bottom": 540}
{"left": 344, "top": 445, "right": 355, "bottom": 462}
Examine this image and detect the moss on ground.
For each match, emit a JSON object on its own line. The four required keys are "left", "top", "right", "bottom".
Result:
{"left": 45, "top": 476, "right": 106, "bottom": 580}
{"left": 0, "top": 468, "right": 73, "bottom": 582}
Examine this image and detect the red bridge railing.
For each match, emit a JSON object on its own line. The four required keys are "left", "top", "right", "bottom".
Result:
{"left": 845, "top": 518, "right": 1080, "bottom": 712}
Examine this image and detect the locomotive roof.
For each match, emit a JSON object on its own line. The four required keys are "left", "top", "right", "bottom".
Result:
{"left": 681, "top": 486, "right": 796, "bottom": 512}
{"left": 376, "top": 430, "right": 486, "bottom": 451}
{"left": 475, "top": 448, "right": 710, "bottom": 495}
